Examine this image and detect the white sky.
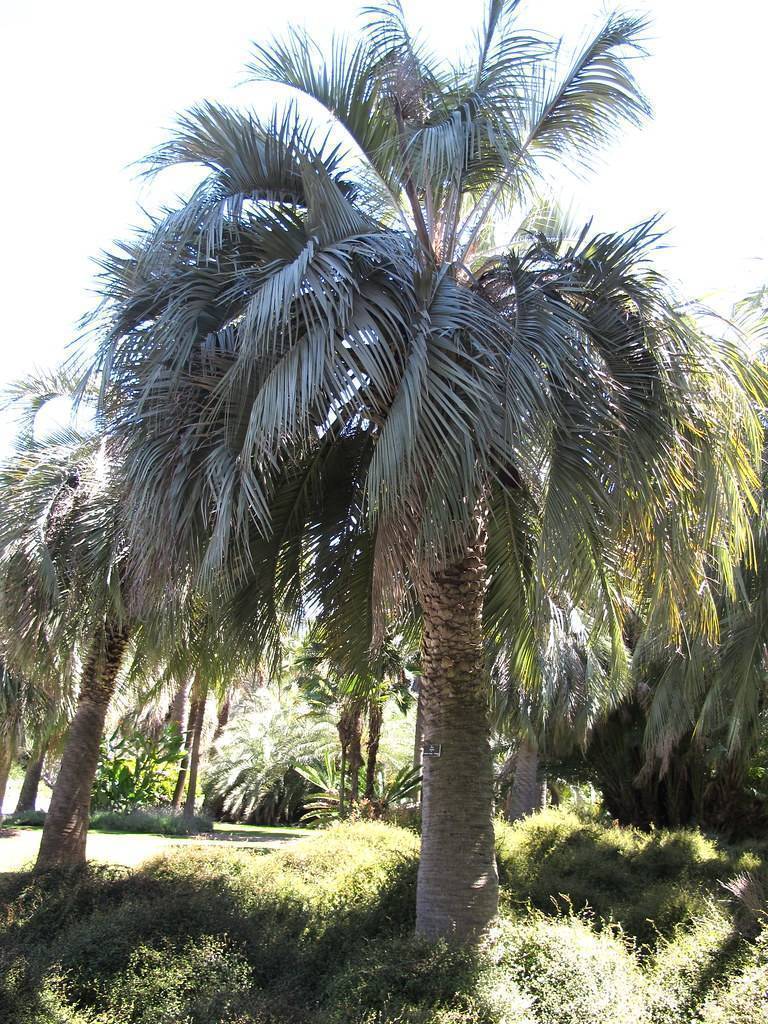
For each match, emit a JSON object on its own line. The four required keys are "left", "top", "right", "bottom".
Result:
{"left": 0, "top": 0, "right": 766, "bottom": 449}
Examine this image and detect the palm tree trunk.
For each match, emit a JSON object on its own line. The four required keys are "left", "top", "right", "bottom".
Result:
{"left": 338, "top": 745, "right": 347, "bottom": 816}
{"left": 171, "top": 679, "right": 196, "bottom": 811}
{"left": 182, "top": 678, "right": 208, "bottom": 818}
{"left": 348, "top": 706, "right": 363, "bottom": 806}
{"left": 212, "top": 692, "right": 231, "bottom": 742}
{"left": 15, "top": 740, "right": 47, "bottom": 813}
{"left": 415, "top": 539, "right": 498, "bottom": 942}
{"left": 412, "top": 676, "right": 424, "bottom": 804}
{"left": 364, "top": 701, "right": 383, "bottom": 800}
{"left": 0, "top": 742, "right": 12, "bottom": 815}
{"left": 204, "top": 692, "right": 233, "bottom": 820}
{"left": 165, "top": 678, "right": 190, "bottom": 732}
{"left": 35, "top": 624, "right": 129, "bottom": 870}
{"left": 505, "top": 739, "right": 539, "bottom": 821}
{"left": 538, "top": 776, "right": 548, "bottom": 811}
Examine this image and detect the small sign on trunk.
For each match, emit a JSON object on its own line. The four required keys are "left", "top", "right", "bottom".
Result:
{"left": 422, "top": 742, "right": 442, "bottom": 757}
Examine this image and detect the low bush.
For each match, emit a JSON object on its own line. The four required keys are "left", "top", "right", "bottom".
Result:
{"left": 495, "top": 808, "right": 767, "bottom": 946}
{"left": 1, "top": 807, "right": 213, "bottom": 836}
{"left": 1, "top": 810, "right": 47, "bottom": 828}
{"left": 90, "top": 808, "right": 213, "bottom": 836}
{"left": 0, "top": 814, "right": 764, "bottom": 1023}
{"left": 697, "top": 927, "right": 768, "bottom": 1024}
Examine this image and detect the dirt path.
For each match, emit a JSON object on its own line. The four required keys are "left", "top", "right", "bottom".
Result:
{"left": 0, "top": 827, "right": 304, "bottom": 873}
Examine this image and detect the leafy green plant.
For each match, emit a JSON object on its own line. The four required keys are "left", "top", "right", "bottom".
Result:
{"left": 204, "top": 687, "right": 337, "bottom": 825}
{"left": 298, "top": 756, "right": 421, "bottom": 823}
{"left": 3, "top": 818, "right": 764, "bottom": 1024}
{"left": 92, "top": 724, "right": 185, "bottom": 812}
{"left": 90, "top": 808, "right": 212, "bottom": 836}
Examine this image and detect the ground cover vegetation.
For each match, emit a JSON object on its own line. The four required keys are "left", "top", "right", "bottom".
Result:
{"left": 0, "top": 815, "right": 766, "bottom": 1023}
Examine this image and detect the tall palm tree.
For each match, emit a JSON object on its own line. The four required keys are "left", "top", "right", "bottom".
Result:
{"left": 0, "top": 661, "right": 26, "bottom": 812}
{"left": 90, "top": 2, "right": 764, "bottom": 939}
{"left": 0, "top": 381, "right": 133, "bottom": 868}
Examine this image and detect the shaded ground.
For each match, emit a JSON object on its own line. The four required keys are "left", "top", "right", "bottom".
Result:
{"left": 0, "top": 822, "right": 309, "bottom": 872}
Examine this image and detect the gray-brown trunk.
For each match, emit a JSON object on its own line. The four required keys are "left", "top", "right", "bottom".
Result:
{"left": 171, "top": 679, "right": 197, "bottom": 811}
{"left": 415, "top": 538, "right": 498, "bottom": 942}
{"left": 0, "top": 743, "right": 12, "bottom": 815}
{"left": 182, "top": 678, "right": 207, "bottom": 818}
{"left": 212, "top": 693, "right": 231, "bottom": 743}
{"left": 505, "top": 739, "right": 539, "bottom": 821}
{"left": 15, "top": 741, "right": 47, "bottom": 813}
{"left": 348, "top": 706, "right": 363, "bottom": 805}
{"left": 412, "top": 676, "right": 424, "bottom": 804}
{"left": 166, "top": 678, "right": 190, "bottom": 732}
{"left": 364, "top": 701, "right": 383, "bottom": 800}
{"left": 35, "top": 624, "right": 129, "bottom": 870}
{"left": 337, "top": 706, "right": 359, "bottom": 815}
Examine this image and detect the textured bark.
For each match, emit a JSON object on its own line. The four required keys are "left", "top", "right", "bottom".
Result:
{"left": 15, "top": 741, "right": 47, "bottom": 813}
{"left": 213, "top": 693, "right": 231, "bottom": 743}
{"left": 337, "top": 707, "right": 358, "bottom": 815}
{"left": 415, "top": 538, "right": 498, "bottom": 942}
{"left": 506, "top": 739, "right": 540, "bottom": 821}
{"left": 0, "top": 743, "right": 12, "bottom": 815}
{"left": 171, "top": 682, "right": 197, "bottom": 811}
{"left": 204, "top": 693, "right": 233, "bottom": 819}
{"left": 412, "top": 677, "right": 424, "bottom": 768}
{"left": 165, "top": 678, "right": 190, "bottom": 732}
{"left": 182, "top": 678, "right": 208, "bottom": 818}
{"left": 364, "top": 701, "right": 384, "bottom": 800}
{"left": 348, "top": 706, "right": 363, "bottom": 805}
{"left": 412, "top": 676, "right": 424, "bottom": 804}
{"left": 338, "top": 743, "right": 347, "bottom": 816}
{"left": 35, "top": 624, "right": 129, "bottom": 870}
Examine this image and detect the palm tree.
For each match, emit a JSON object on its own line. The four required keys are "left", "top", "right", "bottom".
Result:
{"left": 0, "top": 380, "right": 133, "bottom": 868}
{"left": 90, "top": 2, "right": 764, "bottom": 939}
{"left": 0, "top": 662, "right": 26, "bottom": 812}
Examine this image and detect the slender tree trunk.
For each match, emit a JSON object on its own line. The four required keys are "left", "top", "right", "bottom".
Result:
{"left": 364, "top": 701, "right": 383, "bottom": 800}
{"left": 415, "top": 537, "right": 498, "bottom": 942}
{"left": 538, "top": 776, "right": 548, "bottom": 811}
{"left": 0, "top": 742, "right": 12, "bottom": 815}
{"left": 505, "top": 739, "right": 540, "bottom": 822}
{"left": 182, "top": 678, "right": 208, "bottom": 818}
{"left": 348, "top": 706, "right": 363, "bottom": 806}
{"left": 15, "top": 741, "right": 47, "bottom": 813}
{"left": 171, "top": 680, "right": 196, "bottom": 811}
{"left": 166, "top": 678, "right": 190, "bottom": 732}
{"left": 213, "top": 693, "right": 231, "bottom": 742}
{"left": 204, "top": 692, "right": 232, "bottom": 820}
{"left": 339, "top": 744, "right": 347, "bottom": 817}
{"left": 337, "top": 709, "right": 356, "bottom": 816}
{"left": 35, "top": 624, "right": 129, "bottom": 870}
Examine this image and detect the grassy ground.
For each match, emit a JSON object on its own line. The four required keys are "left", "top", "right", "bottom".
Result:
{"left": 0, "top": 821, "right": 309, "bottom": 873}
{"left": 0, "top": 811, "right": 765, "bottom": 1023}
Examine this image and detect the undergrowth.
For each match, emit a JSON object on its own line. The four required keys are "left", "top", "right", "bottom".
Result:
{"left": 0, "top": 813, "right": 764, "bottom": 1023}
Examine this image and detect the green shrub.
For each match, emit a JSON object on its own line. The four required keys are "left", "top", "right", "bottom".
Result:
{"left": 322, "top": 915, "right": 648, "bottom": 1024}
{"left": 1, "top": 810, "right": 47, "bottom": 828}
{"left": 1, "top": 817, "right": 766, "bottom": 1024}
{"left": 90, "top": 808, "right": 212, "bottom": 836}
{"left": 495, "top": 808, "right": 765, "bottom": 946}
{"left": 1, "top": 808, "right": 213, "bottom": 835}
{"left": 92, "top": 725, "right": 185, "bottom": 813}
{"left": 697, "top": 926, "right": 768, "bottom": 1023}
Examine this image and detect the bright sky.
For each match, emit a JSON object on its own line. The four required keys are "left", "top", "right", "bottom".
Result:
{"left": 0, "top": 0, "right": 766, "bottom": 450}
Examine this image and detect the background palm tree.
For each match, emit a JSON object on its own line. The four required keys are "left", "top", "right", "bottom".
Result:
{"left": 0, "top": 380, "right": 134, "bottom": 868}
{"left": 89, "top": 2, "right": 764, "bottom": 940}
